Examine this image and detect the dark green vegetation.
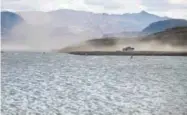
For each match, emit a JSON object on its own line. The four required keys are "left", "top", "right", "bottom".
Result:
{"left": 141, "top": 27, "right": 187, "bottom": 46}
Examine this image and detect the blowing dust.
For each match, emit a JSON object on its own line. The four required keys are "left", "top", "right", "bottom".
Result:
{"left": 1, "top": 12, "right": 187, "bottom": 52}
{"left": 1, "top": 11, "right": 97, "bottom": 52}
{"left": 60, "top": 39, "right": 187, "bottom": 52}
{"left": 1, "top": 23, "right": 92, "bottom": 52}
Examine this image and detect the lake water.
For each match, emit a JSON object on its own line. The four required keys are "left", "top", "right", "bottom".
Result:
{"left": 1, "top": 52, "right": 187, "bottom": 115}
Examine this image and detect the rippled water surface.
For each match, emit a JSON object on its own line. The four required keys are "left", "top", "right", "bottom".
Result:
{"left": 1, "top": 52, "right": 187, "bottom": 115}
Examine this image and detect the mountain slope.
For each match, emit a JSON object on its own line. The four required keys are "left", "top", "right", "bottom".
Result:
{"left": 142, "top": 19, "right": 187, "bottom": 34}
{"left": 141, "top": 27, "right": 187, "bottom": 46}
{"left": 1, "top": 11, "right": 24, "bottom": 37}
{"left": 59, "top": 27, "right": 187, "bottom": 52}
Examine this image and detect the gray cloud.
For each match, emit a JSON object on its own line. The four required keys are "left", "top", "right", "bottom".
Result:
{"left": 2, "top": 0, "right": 21, "bottom": 2}
{"left": 142, "top": 0, "right": 187, "bottom": 11}
{"left": 1, "top": 0, "right": 187, "bottom": 19}
{"left": 1, "top": 0, "right": 37, "bottom": 11}
{"left": 84, "top": 0, "right": 122, "bottom": 9}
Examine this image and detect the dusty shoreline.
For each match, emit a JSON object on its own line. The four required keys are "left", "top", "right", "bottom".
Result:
{"left": 67, "top": 51, "right": 187, "bottom": 56}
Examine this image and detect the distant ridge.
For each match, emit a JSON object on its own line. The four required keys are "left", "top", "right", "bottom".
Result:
{"left": 1, "top": 11, "right": 24, "bottom": 37}
{"left": 142, "top": 19, "right": 187, "bottom": 34}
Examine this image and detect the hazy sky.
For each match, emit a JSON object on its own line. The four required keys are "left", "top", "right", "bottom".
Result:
{"left": 1, "top": 0, "right": 187, "bottom": 19}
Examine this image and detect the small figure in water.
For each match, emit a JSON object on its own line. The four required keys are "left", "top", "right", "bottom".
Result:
{"left": 130, "top": 55, "right": 133, "bottom": 59}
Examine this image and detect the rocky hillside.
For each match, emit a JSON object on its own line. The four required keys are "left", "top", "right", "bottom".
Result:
{"left": 141, "top": 27, "right": 187, "bottom": 46}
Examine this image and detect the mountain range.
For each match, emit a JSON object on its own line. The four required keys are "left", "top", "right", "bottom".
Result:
{"left": 18, "top": 10, "right": 169, "bottom": 35}
{"left": 1, "top": 10, "right": 167, "bottom": 37}
{"left": 0, "top": 9, "right": 174, "bottom": 39}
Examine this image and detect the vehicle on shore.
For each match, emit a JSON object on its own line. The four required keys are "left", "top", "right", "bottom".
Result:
{"left": 122, "top": 46, "right": 135, "bottom": 51}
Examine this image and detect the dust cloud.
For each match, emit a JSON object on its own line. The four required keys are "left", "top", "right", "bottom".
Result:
{"left": 1, "top": 13, "right": 93, "bottom": 52}
{"left": 60, "top": 39, "right": 187, "bottom": 52}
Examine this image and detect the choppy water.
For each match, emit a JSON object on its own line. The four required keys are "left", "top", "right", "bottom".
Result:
{"left": 1, "top": 52, "right": 187, "bottom": 115}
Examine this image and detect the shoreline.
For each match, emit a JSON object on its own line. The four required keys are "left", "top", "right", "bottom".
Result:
{"left": 67, "top": 51, "right": 187, "bottom": 56}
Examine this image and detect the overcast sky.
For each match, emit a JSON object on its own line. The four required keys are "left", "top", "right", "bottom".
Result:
{"left": 1, "top": 0, "right": 187, "bottom": 19}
